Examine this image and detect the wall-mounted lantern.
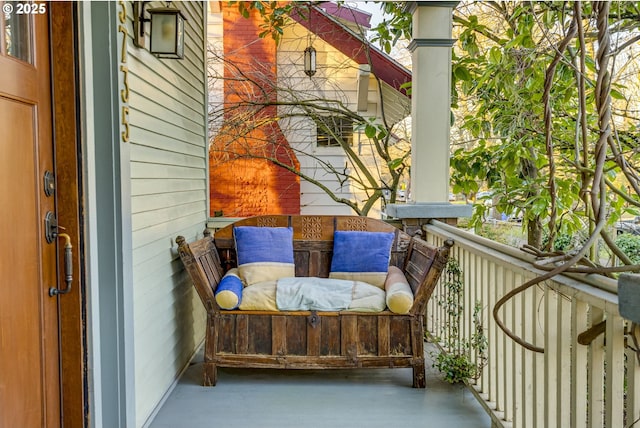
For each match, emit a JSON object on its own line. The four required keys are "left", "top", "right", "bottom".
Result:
{"left": 304, "top": 46, "right": 317, "bottom": 77}
{"left": 134, "top": 2, "right": 186, "bottom": 59}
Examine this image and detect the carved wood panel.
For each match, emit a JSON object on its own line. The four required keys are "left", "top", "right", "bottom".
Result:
{"left": 301, "top": 216, "right": 323, "bottom": 239}
{"left": 345, "top": 217, "right": 367, "bottom": 231}
{"left": 256, "top": 216, "right": 278, "bottom": 227}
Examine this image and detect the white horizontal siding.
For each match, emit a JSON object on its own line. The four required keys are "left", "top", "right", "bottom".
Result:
{"left": 132, "top": 209, "right": 205, "bottom": 252}
{"left": 128, "top": 92, "right": 205, "bottom": 136}
{"left": 299, "top": 167, "right": 349, "bottom": 183}
{"left": 132, "top": 255, "right": 185, "bottom": 296}
{"left": 277, "top": 20, "right": 390, "bottom": 216}
{"left": 128, "top": 109, "right": 204, "bottom": 146}
{"left": 301, "top": 204, "right": 354, "bottom": 215}
{"left": 301, "top": 191, "right": 353, "bottom": 206}
{"left": 131, "top": 178, "right": 205, "bottom": 197}
{"left": 131, "top": 223, "right": 204, "bottom": 268}
{"left": 127, "top": 59, "right": 204, "bottom": 113}
{"left": 124, "top": 2, "right": 208, "bottom": 427}
{"left": 131, "top": 162, "right": 205, "bottom": 180}
{"left": 130, "top": 144, "right": 205, "bottom": 169}
{"left": 206, "top": 6, "right": 224, "bottom": 138}
{"left": 130, "top": 126, "right": 204, "bottom": 157}
{"left": 131, "top": 190, "right": 204, "bottom": 214}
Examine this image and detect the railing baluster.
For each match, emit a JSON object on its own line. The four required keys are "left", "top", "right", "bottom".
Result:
{"left": 422, "top": 222, "right": 626, "bottom": 428}
{"left": 558, "top": 290, "right": 571, "bottom": 427}
{"left": 496, "top": 264, "right": 505, "bottom": 416}
{"left": 481, "top": 257, "right": 490, "bottom": 396}
{"left": 521, "top": 274, "right": 534, "bottom": 428}
{"left": 534, "top": 283, "right": 545, "bottom": 428}
{"left": 626, "top": 342, "right": 640, "bottom": 427}
{"left": 469, "top": 252, "right": 477, "bottom": 375}
{"left": 488, "top": 260, "right": 498, "bottom": 406}
{"left": 545, "top": 288, "right": 558, "bottom": 427}
{"left": 513, "top": 272, "right": 523, "bottom": 427}
{"left": 605, "top": 315, "right": 625, "bottom": 428}
{"left": 571, "top": 298, "right": 588, "bottom": 428}
{"left": 504, "top": 269, "right": 514, "bottom": 422}
{"left": 589, "top": 307, "right": 605, "bottom": 428}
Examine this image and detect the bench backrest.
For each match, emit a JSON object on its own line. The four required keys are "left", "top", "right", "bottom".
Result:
{"left": 213, "top": 215, "right": 410, "bottom": 277}
{"left": 177, "top": 215, "right": 453, "bottom": 315}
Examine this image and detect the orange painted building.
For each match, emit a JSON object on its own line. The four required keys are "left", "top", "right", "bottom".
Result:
{"left": 209, "top": 5, "right": 301, "bottom": 217}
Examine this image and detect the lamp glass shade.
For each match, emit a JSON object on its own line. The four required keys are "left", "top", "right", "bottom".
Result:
{"left": 176, "top": 14, "right": 185, "bottom": 58}
{"left": 149, "top": 7, "right": 186, "bottom": 59}
{"left": 304, "top": 46, "right": 316, "bottom": 76}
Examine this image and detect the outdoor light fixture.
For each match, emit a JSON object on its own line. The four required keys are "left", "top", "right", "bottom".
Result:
{"left": 134, "top": 1, "right": 186, "bottom": 59}
{"left": 304, "top": 46, "right": 317, "bottom": 77}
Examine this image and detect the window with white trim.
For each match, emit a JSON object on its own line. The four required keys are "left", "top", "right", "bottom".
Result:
{"left": 316, "top": 116, "right": 354, "bottom": 147}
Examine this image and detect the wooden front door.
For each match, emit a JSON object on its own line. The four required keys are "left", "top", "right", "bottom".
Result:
{"left": 0, "top": 5, "right": 61, "bottom": 427}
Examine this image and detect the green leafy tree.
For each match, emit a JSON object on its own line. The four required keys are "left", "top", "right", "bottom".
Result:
{"left": 447, "top": 1, "right": 640, "bottom": 354}
{"left": 366, "top": 1, "right": 640, "bottom": 357}
{"left": 449, "top": 2, "right": 640, "bottom": 260}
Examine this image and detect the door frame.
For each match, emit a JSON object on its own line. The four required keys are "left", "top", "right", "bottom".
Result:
{"left": 50, "top": 3, "right": 87, "bottom": 427}
{"left": 76, "top": 2, "right": 137, "bottom": 427}
{"left": 48, "top": 3, "right": 138, "bottom": 427}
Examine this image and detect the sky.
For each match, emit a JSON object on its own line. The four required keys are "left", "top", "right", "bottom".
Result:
{"left": 343, "top": 1, "right": 386, "bottom": 27}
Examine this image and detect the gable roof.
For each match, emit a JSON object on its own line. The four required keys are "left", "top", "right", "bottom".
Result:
{"left": 290, "top": 4, "right": 411, "bottom": 99}
{"left": 317, "top": 2, "right": 372, "bottom": 29}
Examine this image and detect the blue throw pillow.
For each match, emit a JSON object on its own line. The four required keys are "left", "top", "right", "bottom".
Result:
{"left": 234, "top": 226, "right": 295, "bottom": 285}
{"left": 329, "top": 230, "right": 394, "bottom": 288}
{"left": 215, "top": 269, "right": 243, "bottom": 310}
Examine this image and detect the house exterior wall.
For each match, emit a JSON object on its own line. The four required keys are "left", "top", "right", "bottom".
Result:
{"left": 207, "top": 4, "right": 410, "bottom": 218}
{"left": 207, "top": 2, "right": 223, "bottom": 137}
{"left": 122, "top": 2, "right": 209, "bottom": 426}
{"left": 277, "top": 21, "right": 384, "bottom": 216}
{"left": 208, "top": 5, "right": 301, "bottom": 217}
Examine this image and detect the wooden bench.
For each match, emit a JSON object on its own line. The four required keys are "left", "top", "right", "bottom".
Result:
{"left": 176, "top": 215, "right": 453, "bottom": 387}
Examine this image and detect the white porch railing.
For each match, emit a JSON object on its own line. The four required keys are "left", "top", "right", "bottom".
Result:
{"left": 424, "top": 220, "right": 639, "bottom": 428}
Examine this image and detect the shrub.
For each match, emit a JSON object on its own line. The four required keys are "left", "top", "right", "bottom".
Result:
{"left": 431, "top": 258, "right": 487, "bottom": 384}
{"left": 541, "top": 232, "right": 574, "bottom": 252}
{"left": 476, "top": 223, "right": 525, "bottom": 247}
{"left": 433, "top": 352, "right": 476, "bottom": 384}
{"left": 615, "top": 233, "right": 640, "bottom": 264}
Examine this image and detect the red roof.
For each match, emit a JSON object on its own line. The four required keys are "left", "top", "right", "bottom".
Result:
{"left": 317, "top": 2, "right": 372, "bottom": 28}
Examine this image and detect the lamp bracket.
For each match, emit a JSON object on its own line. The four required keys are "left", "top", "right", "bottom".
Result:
{"left": 133, "top": 1, "right": 150, "bottom": 47}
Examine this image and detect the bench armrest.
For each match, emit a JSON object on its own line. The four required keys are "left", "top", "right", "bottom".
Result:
{"left": 176, "top": 235, "right": 224, "bottom": 313}
{"left": 405, "top": 237, "right": 453, "bottom": 315}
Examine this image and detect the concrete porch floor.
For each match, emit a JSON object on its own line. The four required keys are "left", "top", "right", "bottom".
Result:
{"left": 149, "top": 343, "right": 491, "bottom": 428}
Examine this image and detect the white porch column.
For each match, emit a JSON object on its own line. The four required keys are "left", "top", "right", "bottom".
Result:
{"left": 385, "top": 1, "right": 470, "bottom": 231}
{"left": 409, "top": 1, "right": 455, "bottom": 203}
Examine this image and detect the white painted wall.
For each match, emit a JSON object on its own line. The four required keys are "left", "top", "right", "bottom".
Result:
{"left": 206, "top": 2, "right": 224, "bottom": 141}
{"left": 277, "top": 21, "right": 388, "bottom": 217}
{"left": 125, "top": 2, "right": 209, "bottom": 426}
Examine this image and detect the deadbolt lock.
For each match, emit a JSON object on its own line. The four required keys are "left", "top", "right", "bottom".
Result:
{"left": 44, "top": 211, "right": 58, "bottom": 243}
{"left": 43, "top": 170, "right": 55, "bottom": 197}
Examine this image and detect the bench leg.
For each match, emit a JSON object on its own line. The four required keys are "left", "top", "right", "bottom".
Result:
{"left": 412, "top": 361, "right": 426, "bottom": 388}
{"left": 203, "top": 362, "right": 218, "bottom": 386}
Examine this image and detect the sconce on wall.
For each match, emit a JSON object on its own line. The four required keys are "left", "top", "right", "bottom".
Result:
{"left": 134, "top": 1, "right": 186, "bottom": 59}
{"left": 304, "top": 46, "right": 317, "bottom": 77}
